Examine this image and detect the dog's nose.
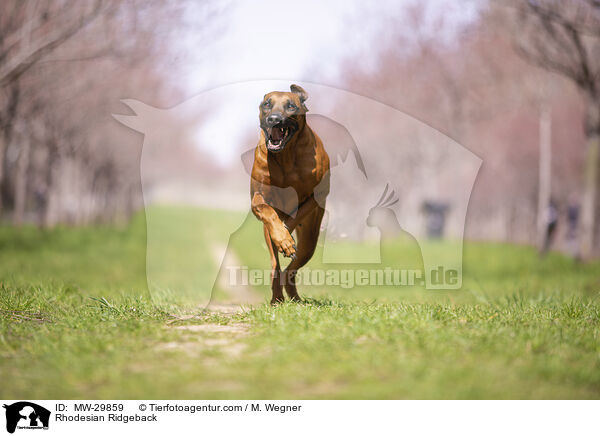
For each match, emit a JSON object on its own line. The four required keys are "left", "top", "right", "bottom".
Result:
{"left": 266, "top": 114, "right": 283, "bottom": 126}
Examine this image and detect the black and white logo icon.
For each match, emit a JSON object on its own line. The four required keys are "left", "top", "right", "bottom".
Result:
{"left": 3, "top": 402, "right": 50, "bottom": 434}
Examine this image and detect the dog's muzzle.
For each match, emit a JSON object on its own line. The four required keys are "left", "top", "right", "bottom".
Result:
{"left": 262, "top": 114, "right": 298, "bottom": 153}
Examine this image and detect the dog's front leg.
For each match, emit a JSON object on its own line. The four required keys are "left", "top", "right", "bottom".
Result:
{"left": 251, "top": 192, "right": 296, "bottom": 258}
{"left": 284, "top": 194, "right": 319, "bottom": 232}
{"left": 263, "top": 225, "right": 284, "bottom": 304}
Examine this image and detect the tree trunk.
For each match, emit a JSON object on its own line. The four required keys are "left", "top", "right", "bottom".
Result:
{"left": 43, "top": 152, "right": 59, "bottom": 229}
{"left": 580, "top": 101, "right": 600, "bottom": 259}
{"left": 537, "top": 104, "right": 552, "bottom": 253}
{"left": 1, "top": 85, "right": 20, "bottom": 217}
{"left": 0, "top": 133, "right": 5, "bottom": 215}
{"left": 13, "top": 136, "right": 31, "bottom": 226}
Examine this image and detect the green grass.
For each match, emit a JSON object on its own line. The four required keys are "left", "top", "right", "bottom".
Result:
{"left": 0, "top": 207, "right": 599, "bottom": 399}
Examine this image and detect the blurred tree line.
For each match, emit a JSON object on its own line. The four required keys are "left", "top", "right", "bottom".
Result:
{"left": 513, "top": 0, "right": 600, "bottom": 258}
{"left": 0, "top": 0, "right": 191, "bottom": 227}
{"left": 337, "top": 0, "right": 600, "bottom": 257}
{"left": 1, "top": 0, "right": 599, "bottom": 259}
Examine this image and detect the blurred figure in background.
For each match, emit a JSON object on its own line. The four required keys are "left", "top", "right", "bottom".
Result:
{"left": 422, "top": 201, "right": 449, "bottom": 239}
{"left": 541, "top": 199, "right": 558, "bottom": 255}
{"left": 566, "top": 193, "right": 580, "bottom": 260}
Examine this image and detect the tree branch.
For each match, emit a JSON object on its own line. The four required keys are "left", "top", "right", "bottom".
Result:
{"left": 0, "top": 0, "right": 106, "bottom": 87}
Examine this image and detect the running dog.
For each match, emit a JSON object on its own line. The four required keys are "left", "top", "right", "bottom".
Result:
{"left": 250, "top": 84, "right": 330, "bottom": 304}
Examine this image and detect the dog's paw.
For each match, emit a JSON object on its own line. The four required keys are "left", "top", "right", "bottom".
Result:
{"left": 279, "top": 236, "right": 296, "bottom": 258}
{"left": 271, "top": 227, "right": 296, "bottom": 258}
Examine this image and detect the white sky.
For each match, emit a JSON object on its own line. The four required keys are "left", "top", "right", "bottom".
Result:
{"left": 171, "top": 0, "right": 480, "bottom": 165}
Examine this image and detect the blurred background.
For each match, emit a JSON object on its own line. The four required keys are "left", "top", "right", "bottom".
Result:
{"left": 2, "top": 0, "right": 600, "bottom": 401}
{"left": 0, "top": 0, "right": 599, "bottom": 259}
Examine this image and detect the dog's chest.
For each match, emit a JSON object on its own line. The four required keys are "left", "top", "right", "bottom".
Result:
{"left": 281, "top": 162, "right": 318, "bottom": 192}
{"left": 282, "top": 168, "right": 302, "bottom": 187}
{"left": 269, "top": 158, "right": 319, "bottom": 213}
{"left": 271, "top": 151, "right": 318, "bottom": 187}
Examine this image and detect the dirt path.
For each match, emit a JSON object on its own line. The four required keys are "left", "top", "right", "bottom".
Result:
{"left": 159, "top": 316, "right": 251, "bottom": 358}
{"left": 210, "top": 243, "right": 264, "bottom": 306}
{"left": 160, "top": 307, "right": 252, "bottom": 358}
{"left": 157, "top": 244, "right": 262, "bottom": 357}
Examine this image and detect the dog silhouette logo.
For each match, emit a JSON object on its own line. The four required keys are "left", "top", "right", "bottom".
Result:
{"left": 113, "top": 80, "right": 482, "bottom": 305}
{"left": 3, "top": 402, "right": 50, "bottom": 434}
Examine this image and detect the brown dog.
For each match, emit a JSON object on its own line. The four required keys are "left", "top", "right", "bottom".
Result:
{"left": 251, "top": 84, "right": 330, "bottom": 304}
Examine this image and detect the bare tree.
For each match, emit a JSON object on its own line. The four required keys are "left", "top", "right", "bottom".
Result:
{"left": 0, "top": 0, "right": 214, "bottom": 226}
{"left": 0, "top": 83, "right": 19, "bottom": 213}
{"left": 0, "top": 1, "right": 115, "bottom": 220}
{"left": 510, "top": 0, "right": 600, "bottom": 258}
{"left": 0, "top": 1, "right": 111, "bottom": 87}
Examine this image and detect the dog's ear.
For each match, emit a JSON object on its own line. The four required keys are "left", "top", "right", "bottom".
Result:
{"left": 290, "top": 84, "right": 308, "bottom": 102}
{"left": 290, "top": 84, "right": 308, "bottom": 111}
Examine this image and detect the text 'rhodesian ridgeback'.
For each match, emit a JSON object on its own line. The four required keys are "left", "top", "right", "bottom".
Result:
{"left": 251, "top": 84, "right": 330, "bottom": 304}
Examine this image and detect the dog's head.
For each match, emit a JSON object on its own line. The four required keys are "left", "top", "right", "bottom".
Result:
{"left": 259, "top": 84, "right": 308, "bottom": 153}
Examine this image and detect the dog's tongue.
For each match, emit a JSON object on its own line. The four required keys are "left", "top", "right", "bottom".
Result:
{"left": 271, "top": 127, "right": 284, "bottom": 142}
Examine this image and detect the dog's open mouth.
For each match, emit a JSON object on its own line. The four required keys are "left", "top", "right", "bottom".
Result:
{"left": 266, "top": 123, "right": 290, "bottom": 152}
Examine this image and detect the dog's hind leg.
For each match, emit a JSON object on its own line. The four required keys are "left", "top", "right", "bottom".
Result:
{"left": 283, "top": 207, "right": 324, "bottom": 301}
{"left": 264, "top": 224, "right": 284, "bottom": 304}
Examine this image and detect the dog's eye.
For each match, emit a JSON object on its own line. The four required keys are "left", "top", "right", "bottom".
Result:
{"left": 262, "top": 101, "right": 272, "bottom": 109}
{"left": 286, "top": 102, "right": 297, "bottom": 111}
